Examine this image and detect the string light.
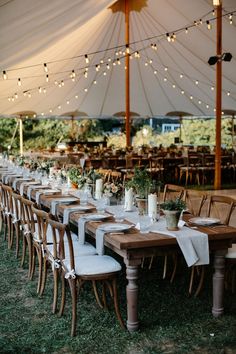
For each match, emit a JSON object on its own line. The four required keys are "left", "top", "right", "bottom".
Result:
{"left": 3, "top": 70, "right": 7, "bottom": 80}
{"left": 106, "top": 64, "right": 110, "bottom": 70}
{"left": 18, "top": 78, "right": 22, "bottom": 86}
{"left": 96, "top": 64, "right": 100, "bottom": 71}
{"left": 229, "top": 14, "right": 233, "bottom": 24}
{"left": 166, "top": 33, "right": 171, "bottom": 42}
{"left": 227, "top": 91, "right": 231, "bottom": 96}
{"left": 38, "top": 87, "right": 42, "bottom": 93}
{"left": 185, "top": 28, "right": 188, "bottom": 34}
{"left": 117, "top": 58, "right": 121, "bottom": 65}
{"left": 44, "top": 63, "right": 48, "bottom": 73}
{"left": 84, "top": 71, "right": 88, "bottom": 78}
{"left": 85, "top": 54, "right": 89, "bottom": 64}
{"left": 134, "top": 51, "right": 140, "bottom": 58}
{"left": 46, "top": 74, "right": 49, "bottom": 82}
{"left": 206, "top": 20, "right": 212, "bottom": 30}
{"left": 14, "top": 93, "right": 18, "bottom": 99}
{"left": 125, "top": 44, "right": 130, "bottom": 54}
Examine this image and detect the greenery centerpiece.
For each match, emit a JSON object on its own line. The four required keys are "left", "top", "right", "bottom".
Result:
{"left": 126, "top": 167, "right": 152, "bottom": 214}
{"left": 161, "top": 198, "right": 186, "bottom": 231}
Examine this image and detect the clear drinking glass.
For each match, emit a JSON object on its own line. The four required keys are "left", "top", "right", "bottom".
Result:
{"left": 139, "top": 214, "right": 152, "bottom": 234}
{"left": 114, "top": 200, "right": 125, "bottom": 222}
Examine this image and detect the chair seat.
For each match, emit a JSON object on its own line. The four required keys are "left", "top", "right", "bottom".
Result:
{"left": 64, "top": 255, "right": 121, "bottom": 276}
{"left": 225, "top": 244, "right": 236, "bottom": 259}
{"left": 47, "top": 240, "right": 96, "bottom": 258}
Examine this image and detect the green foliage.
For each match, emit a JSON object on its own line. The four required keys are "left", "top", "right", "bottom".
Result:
{"left": 126, "top": 167, "right": 152, "bottom": 198}
{"left": 67, "top": 167, "right": 81, "bottom": 184}
{"left": 161, "top": 197, "right": 186, "bottom": 211}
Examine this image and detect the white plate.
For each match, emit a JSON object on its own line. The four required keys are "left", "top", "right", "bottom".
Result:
{"left": 85, "top": 213, "right": 111, "bottom": 220}
{"left": 189, "top": 217, "right": 221, "bottom": 226}
{"left": 99, "top": 223, "right": 132, "bottom": 232}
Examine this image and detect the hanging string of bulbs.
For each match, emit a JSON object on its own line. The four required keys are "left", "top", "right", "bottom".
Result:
{"left": 2, "top": 7, "right": 236, "bottom": 115}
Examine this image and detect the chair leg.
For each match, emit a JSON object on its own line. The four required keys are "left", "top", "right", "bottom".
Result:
{"left": 15, "top": 224, "right": 20, "bottom": 258}
{"left": 59, "top": 271, "right": 66, "bottom": 317}
{"left": 30, "top": 246, "right": 36, "bottom": 280}
{"left": 39, "top": 257, "right": 47, "bottom": 296}
{"left": 163, "top": 255, "right": 168, "bottom": 279}
{"left": 20, "top": 237, "right": 26, "bottom": 267}
{"left": 112, "top": 278, "right": 125, "bottom": 328}
{"left": 194, "top": 267, "right": 205, "bottom": 297}
{"left": 189, "top": 267, "right": 195, "bottom": 295}
{"left": 102, "top": 282, "right": 107, "bottom": 309}
{"left": 36, "top": 247, "right": 43, "bottom": 294}
{"left": 26, "top": 237, "right": 33, "bottom": 279}
{"left": 170, "top": 254, "right": 177, "bottom": 283}
{"left": 52, "top": 268, "right": 58, "bottom": 314}
{"left": 92, "top": 280, "right": 103, "bottom": 309}
{"left": 148, "top": 256, "right": 154, "bottom": 270}
{"left": 68, "top": 278, "right": 77, "bottom": 337}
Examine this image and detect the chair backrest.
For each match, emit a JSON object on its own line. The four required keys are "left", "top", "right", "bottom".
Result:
{"left": 162, "top": 184, "right": 185, "bottom": 202}
{"left": 47, "top": 217, "right": 75, "bottom": 270}
{"left": 31, "top": 204, "right": 49, "bottom": 245}
{"left": 207, "top": 195, "right": 235, "bottom": 225}
{"left": 1, "top": 184, "right": 13, "bottom": 214}
{"left": 21, "top": 196, "right": 36, "bottom": 233}
{"left": 11, "top": 191, "right": 23, "bottom": 222}
{"left": 183, "top": 189, "right": 207, "bottom": 216}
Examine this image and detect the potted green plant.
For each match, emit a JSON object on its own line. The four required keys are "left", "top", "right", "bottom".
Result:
{"left": 161, "top": 198, "right": 186, "bottom": 231}
{"left": 126, "top": 167, "right": 152, "bottom": 214}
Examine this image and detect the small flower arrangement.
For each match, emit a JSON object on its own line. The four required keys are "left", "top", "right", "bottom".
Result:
{"left": 103, "top": 181, "right": 123, "bottom": 199}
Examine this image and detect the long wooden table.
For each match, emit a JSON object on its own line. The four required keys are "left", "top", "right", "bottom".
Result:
{"left": 37, "top": 193, "right": 236, "bottom": 332}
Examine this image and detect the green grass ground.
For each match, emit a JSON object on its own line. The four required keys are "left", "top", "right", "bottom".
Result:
{"left": 0, "top": 232, "right": 236, "bottom": 354}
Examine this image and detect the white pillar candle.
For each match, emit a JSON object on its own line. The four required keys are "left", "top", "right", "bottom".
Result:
{"left": 95, "top": 178, "right": 103, "bottom": 199}
{"left": 148, "top": 193, "right": 157, "bottom": 218}
{"left": 124, "top": 188, "right": 133, "bottom": 211}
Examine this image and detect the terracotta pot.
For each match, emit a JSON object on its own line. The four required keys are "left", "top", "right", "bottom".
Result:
{"left": 162, "top": 210, "right": 181, "bottom": 231}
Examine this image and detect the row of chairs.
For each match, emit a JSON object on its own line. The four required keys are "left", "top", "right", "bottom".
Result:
{"left": 160, "top": 184, "right": 236, "bottom": 295}
{"left": 0, "top": 182, "right": 124, "bottom": 336}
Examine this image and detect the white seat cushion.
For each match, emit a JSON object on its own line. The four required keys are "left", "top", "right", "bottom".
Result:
{"left": 64, "top": 255, "right": 121, "bottom": 276}
{"left": 46, "top": 240, "right": 96, "bottom": 258}
{"left": 225, "top": 244, "right": 236, "bottom": 259}
{"left": 45, "top": 230, "right": 78, "bottom": 244}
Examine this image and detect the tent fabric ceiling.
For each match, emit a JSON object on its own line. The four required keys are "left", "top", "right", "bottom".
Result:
{"left": 0, "top": 0, "right": 235, "bottom": 118}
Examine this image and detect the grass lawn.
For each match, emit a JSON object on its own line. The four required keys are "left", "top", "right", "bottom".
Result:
{"left": 0, "top": 232, "right": 236, "bottom": 354}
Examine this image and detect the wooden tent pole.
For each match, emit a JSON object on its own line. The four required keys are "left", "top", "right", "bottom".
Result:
{"left": 214, "top": 2, "right": 222, "bottom": 190}
{"left": 125, "top": 0, "right": 131, "bottom": 147}
{"left": 19, "top": 116, "right": 23, "bottom": 155}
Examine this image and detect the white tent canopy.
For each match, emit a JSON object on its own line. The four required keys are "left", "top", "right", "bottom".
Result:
{"left": 0, "top": 0, "right": 235, "bottom": 118}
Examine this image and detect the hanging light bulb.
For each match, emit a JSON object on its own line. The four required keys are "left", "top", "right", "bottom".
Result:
{"left": 75, "top": 95, "right": 79, "bottom": 99}
{"left": 213, "top": 0, "right": 221, "bottom": 6}
{"left": 84, "top": 88, "right": 88, "bottom": 92}
{"left": 49, "top": 109, "right": 53, "bottom": 113}
{"left": 206, "top": 104, "right": 209, "bottom": 109}
{"left": 93, "top": 80, "right": 97, "bottom": 85}
{"left": 154, "top": 70, "right": 157, "bottom": 75}
{"left": 227, "top": 91, "right": 231, "bottom": 96}
{"left": 43, "top": 88, "right": 46, "bottom": 93}
{"left": 67, "top": 100, "right": 70, "bottom": 104}
{"left": 18, "top": 78, "right": 22, "bottom": 86}
{"left": 195, "top": 80, "right": 199, "bottom": 85}
{"left": 38, "top": 87, "right": 42, "bottom": 93}
{"left": 85, "top": 54, "right": 89, "bottom": 63}
{"left": 44, "top": 63, "right": 48, "bottom": 73}
{"left": 3, "top": 70, "right": 7, "bottom": 80}
{"left": 23, "top": 91, "right": 27, "bottom": 96}
{"left": 61, "top": 80, "right": 64, "bottom": 86}
{"left": 46, "top": 74, "right": 49, "bottom": 82}
{"left": 14, "top": 93, "right": 18, "bottom": 99}
{"left": 180, "top": 74, "right": 183, "bottom": 78}
{"left": 8, "top": 97, "right": 11, "bottom": 101}
{"left": 181, "top": 90, "right": 185, "bottom": 94}
{"left": 84, "top": 71, "right": 88, "bottom": 78}
{"left": 229, "top": 14, "right": 233, "bottom": 24}
{"left": 96, "top": 64, "right": 100, "bottom": 71}
{"left": 108, "top": 57, "right": 111, "bottom": 62}
{"left": 211, "top": 86, "right": 215, "bottom": 91}
{"left": 125, "top": 44, "right": 130, "bottom": 54}
{"left": 28, "top": 92, "right": 31, "bottom": 98}
{"left": 185, "top": 28, "right": 188, "bottom": 34}
{"left": 54, "top": 80, "right": 58, "bottom": 86}
{"left": 71, "top": 70, "right": 76, "bottom": 78}
{"left": 106, "top": 64, "right": 110, "bottom": 70}
{"left": 206, "top": 20, "right": 212, "bottom": 30}
{"left": 190, "top": 96, "right": 193, "bottom": 100}
{"left": 164, "top": 67, "right": 168, "bottom": 71}
{"left": 166, "top": 33, "right": 171, "bottom": 42}
{"left": 117, "top": 58, "right": 121, "bottom": 65}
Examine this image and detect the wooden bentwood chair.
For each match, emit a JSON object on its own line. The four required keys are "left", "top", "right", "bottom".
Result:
{"left": 47, "top": 217, "right": 124, "bottom": 336}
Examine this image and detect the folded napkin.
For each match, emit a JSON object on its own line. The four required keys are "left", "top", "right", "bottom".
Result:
{"left": 96, "top": 228, "right": 106, "bottom": 255}
{"left": 27, "top": 184, "right": 49, "bottom": 200}
{"left": 20, "top": 181, "right": 40, "bottom": 196}
{"left": 63, "top": 206, "right": 86, "bottom": 224}
{"left": 12, "top": 178, "right": 32, "bottom": 190}
{"left": 5, "top": 174, "right": 22, "bottom": 184}
{"left": 51, "top": 197, "right": 77, "bottom": 215}
{"left": 149, "top": 217, "right": 209, "bottom": 267}
{"left": 35, "top": 189, "right": 59, "bottom": 204}
{"left": 78, "top": 217, "right": 87, "bottom": 244}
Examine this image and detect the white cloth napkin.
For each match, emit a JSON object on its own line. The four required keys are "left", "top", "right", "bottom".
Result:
{"left": 63, "top": 206, "right": 86, "bottom": 224}
{"left": 124, "top": 188, "right": 133, "bottom": 211}
{"left": 51, "top": 197, "right": 77, "bottom": 215}
{"left": 78, "top": 217, "right": 87, "bottom": 244}
{"left": 12, "top": 178, "right": 32, "bottom": 190}
{"left": 35, "top": 189, "right": 59, "bottom": 204}
{"left": 149, "top": 217, "right": 209, "bottom": 267}
{"left": 96, "top": 228, "right": 106, "bottom": 255}
{"left": 19, "top": 181, "right": 40, "bottom": 196}
{"left": 27, "top": 184, "right": 48, "bottom": 199}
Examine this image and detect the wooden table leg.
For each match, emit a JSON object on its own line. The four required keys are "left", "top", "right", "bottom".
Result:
{"left": 212, "top": 250, "right": 227, "bottom": 317}
{"left": 125, "top": 260, "right": 141, "bottom": 332}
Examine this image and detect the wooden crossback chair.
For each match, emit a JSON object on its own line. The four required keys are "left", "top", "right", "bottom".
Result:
{"left": 47, "top": 216, "right": 124, "bottom": 336}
